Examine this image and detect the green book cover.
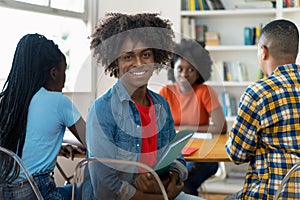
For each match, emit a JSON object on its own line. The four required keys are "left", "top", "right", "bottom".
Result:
{"left": 154, "top": 130, "right": 194, "bottom": 175}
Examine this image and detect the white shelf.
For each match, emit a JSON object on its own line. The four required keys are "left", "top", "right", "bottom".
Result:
{"left": 180, "top": 8, "right": 276, "bottom": 17}
{"left": 282, "top": 7, "right": 300, "bottom": 13}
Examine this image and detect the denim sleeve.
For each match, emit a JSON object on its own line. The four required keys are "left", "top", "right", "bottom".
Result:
{"left": 169, "top": 160, "right": 188, "bottom": 182}
{"left": 87, "top": 101, "right": 135, "bottom": 199}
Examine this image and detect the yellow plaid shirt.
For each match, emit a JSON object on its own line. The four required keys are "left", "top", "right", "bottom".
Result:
{"left": 226, "top": 64, "right": 300, "bottom": 199}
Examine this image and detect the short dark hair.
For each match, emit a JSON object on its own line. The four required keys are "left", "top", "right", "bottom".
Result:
{"left": 259, "top": 19, "right": 299, "bottom": 60}
{"left": 168, "top": 39, "right": 212, "bottom": 84}
{"left": 90, "top": 13, "right": 175, "bottom": 77}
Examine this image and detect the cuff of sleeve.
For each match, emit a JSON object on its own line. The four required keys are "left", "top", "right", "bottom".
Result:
{"left": 169, "top": 160, "right": 188, "bottom": 182}
{"left": 118, "top": 181, "right": 136, "bottom": 200}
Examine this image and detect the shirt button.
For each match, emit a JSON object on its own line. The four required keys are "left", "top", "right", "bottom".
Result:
{"left": 137, "top": 125, "right": 140, "bottom": 128}
{"left": 137, "top": 144, "right": 140, "bottom": 147}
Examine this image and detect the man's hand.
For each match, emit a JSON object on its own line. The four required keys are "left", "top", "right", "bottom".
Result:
{"left": 134, "top": 173, "right": 163, "bottom": 194}
{"left": 165, "top": 171, "right": 184, "bottom": 200}
{"left": 59, "top": 144, "right": 85, "bottom": 160}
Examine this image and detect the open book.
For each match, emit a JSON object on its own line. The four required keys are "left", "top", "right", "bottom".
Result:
{"left": 154, "top": 130, "right": 194, "bottom": 175}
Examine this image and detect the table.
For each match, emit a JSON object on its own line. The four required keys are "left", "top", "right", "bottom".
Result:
{"left": 184, "top": 133, "right": 231, "bottom": 162}
{"left": 57, "top": 131, "right": 86, "bottom": 184}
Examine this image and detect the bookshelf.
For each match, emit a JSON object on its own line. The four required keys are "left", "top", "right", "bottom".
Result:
{"left": 179, "top": 0, "right": 300, "bottom": 122}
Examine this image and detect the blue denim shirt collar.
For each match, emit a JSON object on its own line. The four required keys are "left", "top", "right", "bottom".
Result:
{"left": 114, "top": 80, "right": 132, "bottom": 103}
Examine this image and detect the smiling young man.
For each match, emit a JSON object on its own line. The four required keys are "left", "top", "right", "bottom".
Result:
{"left": 86, "top": 13, "right": 204, "bottom": 200}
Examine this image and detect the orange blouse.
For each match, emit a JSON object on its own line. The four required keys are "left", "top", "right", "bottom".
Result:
{"left": 159, "top": 84, "right": 221, "bottom": 126}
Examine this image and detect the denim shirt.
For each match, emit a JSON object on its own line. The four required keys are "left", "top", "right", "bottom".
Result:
{"left": 86, "top": 80, "right": 187, "bottom": 200}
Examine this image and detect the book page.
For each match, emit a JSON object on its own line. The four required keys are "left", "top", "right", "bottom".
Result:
{"left": 154, "top": 130, "right": 194, "bottom": 174}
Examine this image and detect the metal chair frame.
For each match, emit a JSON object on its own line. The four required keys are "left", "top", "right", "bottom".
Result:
{"left": 274, "top": 162, "right": 300, "bottom": 200}
{"left": 0, "top": 146, "right": 44, "bottom": 200}
{"left": 72, "top": 157, "right": 169, "bottom": 200}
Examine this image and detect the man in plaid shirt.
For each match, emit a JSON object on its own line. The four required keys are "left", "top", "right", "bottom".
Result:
{"left": 225, "top": 19, "right": 300, "bottom": 200}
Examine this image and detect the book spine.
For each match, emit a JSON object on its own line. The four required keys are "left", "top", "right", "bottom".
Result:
{"left": 189, "top": 0, "right": 196, "bottom": 10}
{"left": 181, "top": 0, "right": 189, "bottom": 10}
{"left": 196, "top": 0, "right": 202, "bottom": 10}
{"left": 190, "top": 18, "right": 196, "bottom": 40}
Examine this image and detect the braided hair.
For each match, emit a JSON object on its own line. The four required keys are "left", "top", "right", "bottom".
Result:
{"left": 0, "top": 33, "right": 63, "bottom": 182}
{"left": 90, "top": 13, "right": 175, "bottom": 77}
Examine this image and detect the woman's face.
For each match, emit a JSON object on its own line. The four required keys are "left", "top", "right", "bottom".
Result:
{"left": 174, "top": 58, "right": 199, "bottom": 92}
{"left": 116, "top": 36, "right": 155, "bottom": 90}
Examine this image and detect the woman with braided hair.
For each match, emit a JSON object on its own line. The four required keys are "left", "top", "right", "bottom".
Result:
{"left": 0, "top": 33, "right": 85, "bottom": 199}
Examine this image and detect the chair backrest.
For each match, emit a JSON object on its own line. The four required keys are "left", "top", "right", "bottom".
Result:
{"left": 274, "top": 162, "right": 300, "bottom": 200}
{"left": 72, "top": 157, "right": 169, "bottom": 200}
{"left": 0, "top": 146, "right": 44, "bottom": 200}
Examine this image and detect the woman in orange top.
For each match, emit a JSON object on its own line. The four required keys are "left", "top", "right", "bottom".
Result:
{"left": 159, "top": 39, "right": 227, "bottom": 196}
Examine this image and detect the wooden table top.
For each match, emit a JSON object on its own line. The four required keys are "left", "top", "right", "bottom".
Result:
{"left": 184, "top": 133, "right": 231, "bottom": 162}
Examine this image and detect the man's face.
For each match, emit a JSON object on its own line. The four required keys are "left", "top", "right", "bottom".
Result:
{"left": 116, "top": 36, "right": 155, "bottom": 90}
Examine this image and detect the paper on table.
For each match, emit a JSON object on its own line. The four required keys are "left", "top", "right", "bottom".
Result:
{"left": 192, "top": 132, "right": 213, "bottom": 140}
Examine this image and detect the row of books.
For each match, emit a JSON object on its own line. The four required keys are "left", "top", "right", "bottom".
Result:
{"left": 181, "top": 17, "right": 207, "bottom": 42}
{"left": 235, "top": 1, "right": 275, "bottom": 9}
{"left": 182, "top": 0, "right": 225, "bottom": 11}
{"left": 283, "top": 0, "right": 300, "bottom": 7}
{"left": 211, "top": 61, "right": 249, "bottom": 82}
{"left": 244, "top": 25, "right": 262, "bottom": 45}
{"left": 221, "top": 92, "right": 238, "bottom": 118}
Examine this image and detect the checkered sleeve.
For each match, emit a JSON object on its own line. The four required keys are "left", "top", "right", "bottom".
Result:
{"left": 226, "top": 90, "right": 261, "bottom": 164}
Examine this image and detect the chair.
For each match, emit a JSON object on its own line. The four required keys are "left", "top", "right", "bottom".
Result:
{"left": 274, "top": 162, "right": 300, "bottom": 200}
{"left": 72, "top": 157, "right": 168, "bottom": 200}
{"left": 0, "top": 146, "right": 43, "bottom": 200}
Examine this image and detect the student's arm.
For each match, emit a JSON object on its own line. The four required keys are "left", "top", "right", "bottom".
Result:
{"left": 226, "top": 92, "right": 259, "bottom": 164}
{"left": 68, "top": 117, "right": 86, "bottom": 147}
{"left": 176, "top": 106, "right": 227, "bottom": 134}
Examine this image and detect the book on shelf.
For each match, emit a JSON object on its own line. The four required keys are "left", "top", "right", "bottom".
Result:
{"left": 235, "top": 1, "right": 273, "bottom": 9}
{"left": 181, "top": 0, "right": 225, "bottom": 10}
{"left": 154, "top": 130, "right": 194, "bottom": 175}
{"left": 283, "top": 0, "right": 296, "bottom": 7}
{"left": 196, "top": 22, "right": 208, "bottom": 42}
{"left": 205, "top": 0, "right": 214, "bottom": 9}
{"left": 208, "top": 0, "right": 225, "bottom": 10}
{"left": 221, "top": 92, "right": 237, "bottom": 118}
{"left": 189, "top": 0, "right": 196, "bottom": 10}
{"left": 211, "top": 61, "right": 249, "bottom": 82}
{"left": 181, "top": 17, "right": 208, "bottom": 42}
{"left": 205, "top": 31, "right": 220, "bottom": 46}
{"left": 182, "top": 0, "right": 189, "bottom": 10}
{"left": 200, "top": 0, "right": 211, "bottom": 10}
{"left": 190, "top": 18, "right": 196, "bottom": 40}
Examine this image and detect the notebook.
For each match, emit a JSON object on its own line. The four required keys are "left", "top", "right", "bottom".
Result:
{"left": 154, "top": 130, "right": 194, "bottom": 175}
